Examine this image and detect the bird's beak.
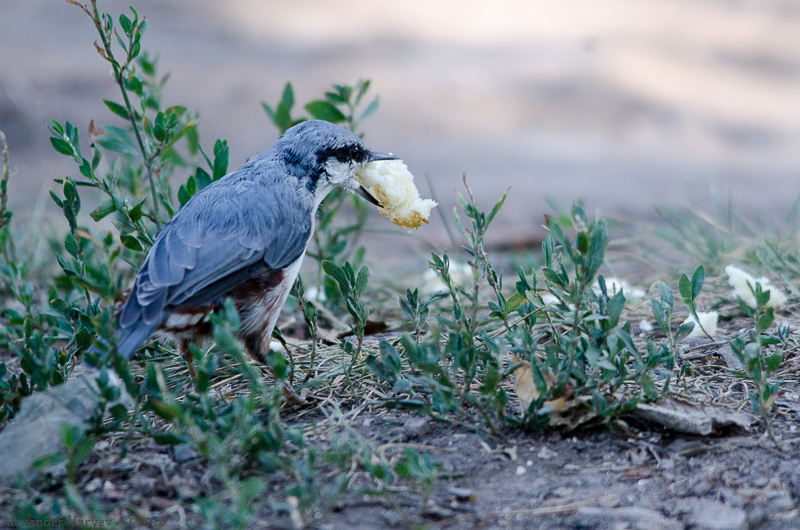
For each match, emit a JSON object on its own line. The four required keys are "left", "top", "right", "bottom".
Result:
{"left": 358, "top": 152, "right": 396, "bottom": 206}
{"left": 357, "top": 185, "right": 383, "bottom": 208}
{"left": 368, "top": 151, "right": 398, "bottom": 162}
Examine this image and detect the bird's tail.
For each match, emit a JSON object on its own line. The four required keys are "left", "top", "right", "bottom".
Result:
{"left": 116, "top": 321, "right": 158, "bottom": 359}
{"left": 85, "top": 320, "right": 157, "bottom": 367}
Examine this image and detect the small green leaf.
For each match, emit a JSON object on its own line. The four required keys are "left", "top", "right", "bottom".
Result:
{"left": 571, "top": 203, "right": 588, "bottom": 229}
{"left": 63, "top": 178, "right": 80, "bottom": 214}
{"left": 274, "top": 103, "right": 291, "bottom": 132}
{"left": 66, "top": 121, "right": 77, "bottom": 143}
{"left": 506, "top": 291, "right": 527, "bottom": 313}
{"left": 184, "top": 175, "right": 197, "bottom": 196}
{"left": 119, "top": 14, "right": 132, "bottom": 36}
{"left": 691, "top": 265, "right": 705, "bottom": 299}
{"left": 758, "top": 307, "right": 774, "bottom": 330}
{"left": 676, "top": 321, "right": 695, "bottom": 342}
{"left": 91, "top": 145, "right": 102, "bottom": 170}
{"left": 90, "top": 200, "right": 116, "bottom": 222}
{"left": 266, "top": 349, "right": 288, "bottom": 381}
{"left": 213, "top": 143, "right": 229, "bottom": 180}
{"left": 280, "top": 82, "right": 295, "bottom": 110}
{"left": 129, "top": 200, "right": 145, "bottom": 223}
{"left": 261, "top": 102, "right": 275, "bottom": 120}
{"left": 50, "top": 120, "right": 65, "bottom": 135}
{"left": 322, "top": 261, "right": 348, "bottom": 288}
{"left": 678, "top": 273, "right": 692, "bottom": 300}
{"left": 120, "top": 235, "right": 143, "bottom": 252}
{"left": 608, "top": 290, "right": 626, "bottom": 329}
{"left": 165, "top": 105, "right": 187, "bottom": 118}
{"left": 64, "top": 233, "right": 79, "bottom": 258}
{"left": 612, "top": 327, "right": 642, "bottom": 365}
{"left": 657, "top": 282, "right": 674, "bottom": 309}
{"left": 766, "top": 352, "right": 784, "bottom": 372}
{"left": 756, "top": 286, "right": 771, "bottom": 308}
{"left": 356, "top": 79, "right": 371, "bottom": 104}
{"left": 325, "top": 91, "right": 348, "bottom": 104}
{"left": 543, "top": 268, "right": 567, "bottom": 289}
{"left": 546, "top": 218, "right": 574, "bottom": 261}
{"left": 126, "top": 75, "right": 143, "bottom": 95}
{"left": 96, "top": 126, "right": 138, "bottom": 155}
{"left": 332, "top": 84, "right": 352, "bottom": 101}
{"left": 366, "top": 354, "right": 396, "bottom": 383}
{"left": 49, "top": 191, "right": 64, "bottom": 208}
{"left": 575, "top": 231, "right": 589, "bottom": 254}
{"left": 145, "top": 399, "right": 181, "bottom": 422}
{"left": 178, "top": 185, "right": 191, "bottom": 207}
{"left": 359, "top": 96, "right": 380, "bottom": 121}
{"left": 56, "top": 254, "right": 76, "bottom": 276}
{"left": 50, "top": 137, "right": 74, "bottom": 157}
{"left": 355, "top": 266, "right": 369, "bottom": 298}
{"left": 584, "top": 219, "right": 608, "bottom": 283}
{"left": 486, "top": 189, "right": 508, "bottom": 227}
{"left": 103, "top": 99, "right": 130, "bottom": 120}
{"left": 195, "top": 167, "right": 212, "bottom": 189}
{"left": 343, "top": 262, "right": 356, "bottom": 285}
{"left": 153, "top": 111, "right": 167, "bottom": 142}
{"left": 640, "top": 372, "right": 657, "bottom": 400}
{"left": 304, "top": 100, "right": 346, "bottom": 123}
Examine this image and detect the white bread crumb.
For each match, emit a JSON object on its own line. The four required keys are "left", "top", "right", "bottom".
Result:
{"left": 355, "top": 160, "right": 438, "bottom": 231}
{"left": 725, "top": 264, "right": 787, "bottom": 309}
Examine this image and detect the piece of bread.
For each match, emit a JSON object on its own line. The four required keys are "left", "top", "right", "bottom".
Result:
{"left": 355, "top": 160, "right": 438, "bottom": 231}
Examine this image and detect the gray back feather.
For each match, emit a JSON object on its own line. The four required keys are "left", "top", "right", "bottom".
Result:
{"left": 118, "top": 137, "right": 320, "bottom": 331}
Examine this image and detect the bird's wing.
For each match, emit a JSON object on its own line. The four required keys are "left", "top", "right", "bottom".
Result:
{"left": 117, "top": 172, "right": 314, "bottom": 329}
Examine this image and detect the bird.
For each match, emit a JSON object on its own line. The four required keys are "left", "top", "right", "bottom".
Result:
{"left": 106, "top": 120, "right": 395, "bottom": 376}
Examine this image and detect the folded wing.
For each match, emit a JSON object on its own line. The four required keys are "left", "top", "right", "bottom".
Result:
{"left": 115, "top": 169, "right": 314, "bottom": 357}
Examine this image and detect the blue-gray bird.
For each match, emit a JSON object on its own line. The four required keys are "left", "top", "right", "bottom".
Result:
{"left": 111, "top": 120, "right": 394, "bottom": 375}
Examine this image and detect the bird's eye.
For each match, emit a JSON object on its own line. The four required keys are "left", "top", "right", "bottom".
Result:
{"left": 320, "top": 143, "right": 367, "bottom": 166}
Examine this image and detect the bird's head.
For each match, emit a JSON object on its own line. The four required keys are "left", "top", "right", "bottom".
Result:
{"left": 275, "top": 120, "right": 395, "bottom": 207}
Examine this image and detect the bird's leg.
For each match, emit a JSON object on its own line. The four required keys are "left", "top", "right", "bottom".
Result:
{"left": 243, "top": 329, "right": 303, "bottom": 404}
{"left": 177, "top": 340, "right": 197, "bottom": 379}
{"left": 281, "top": 381, "right": 304, "bottom": 405}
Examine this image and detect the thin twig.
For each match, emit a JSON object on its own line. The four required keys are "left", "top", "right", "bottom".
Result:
{"left": 86, "top": 0, "right": 161, "bottom": 225}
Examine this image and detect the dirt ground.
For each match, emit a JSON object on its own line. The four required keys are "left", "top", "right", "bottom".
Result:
{"left": 16, "top": 402, "right": 800, "bottom": 530}
{"left": 3, "top": 328, "right": 798, "bottom": 530}
{"left": 320, "top": 415, "right": 800, "bottom": 530}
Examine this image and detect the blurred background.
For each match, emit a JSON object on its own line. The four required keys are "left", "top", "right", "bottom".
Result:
{"left": 1, "top": 0, "right": 799, "bottom": 263}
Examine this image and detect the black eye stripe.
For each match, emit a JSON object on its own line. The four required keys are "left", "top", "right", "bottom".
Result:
{"left": 318, "top": 144, "right": 367, "bottom": 165}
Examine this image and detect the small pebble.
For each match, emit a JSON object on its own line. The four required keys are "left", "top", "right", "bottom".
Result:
{"left": 537, "top": 446, "right": 558, "bottom": 460}
{"left": 85, "top": 477, "right": 103, "bottom": 493}
{"left": 174, "top": 444, "right": 200, "bottom": 463}
{"left": 447, "top": 486, "right": 475, "bottom": 501}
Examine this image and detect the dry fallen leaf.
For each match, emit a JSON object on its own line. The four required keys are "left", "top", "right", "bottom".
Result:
{"left": 512, "top": 356, "right": 591, "bottom": 430}
{"left": 512, "top": 355, "right": 542, "bottom": 412}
